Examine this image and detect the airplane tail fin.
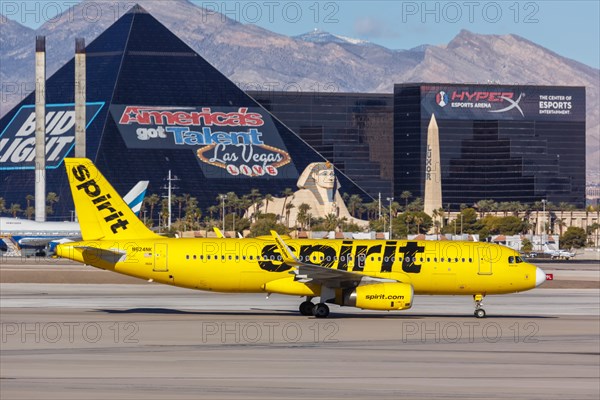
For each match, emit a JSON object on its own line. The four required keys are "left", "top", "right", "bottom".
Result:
{"left": 64, "top": 158, "right": 159, "bottom": 241}
{"left": 123, "top": 180, "right": 149, "bottom": 216}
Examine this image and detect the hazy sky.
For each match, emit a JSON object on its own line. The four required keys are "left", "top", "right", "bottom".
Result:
{"left": 3, "top": 0, "right": 599, "bottom": 68}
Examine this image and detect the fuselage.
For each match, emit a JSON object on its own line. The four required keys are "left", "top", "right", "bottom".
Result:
{"left": 0, "top": 217, "right": 80, "bottom": 248}
{"left": 57, "top": 237, "right": 540, "bottom": 296}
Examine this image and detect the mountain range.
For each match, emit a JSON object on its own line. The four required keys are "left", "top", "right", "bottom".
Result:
{"left": 0, "top": 0, "right": 598, "bottom": 183}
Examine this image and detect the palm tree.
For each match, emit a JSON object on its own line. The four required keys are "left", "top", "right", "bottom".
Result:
{"left": 24, "top": 206, "right": 35, "bottom": 220}
{"left": 145, "top": 194, "right": 160, "bottom": 224}
{"left": 348, "top": 194, "right": 363, "bottom": 217}
{"left": 323, "top": 214, "right": 339, "bottom": 231}
{"left": 297, "top": 203, "right": 311, "bottom": 230}
{"left": 475, "top": 199, "right": 497, "bottom": 218}
{"left": 46, "top": 192, "right": 59, "bottom": 215}
{"left": 366, "top": 201, "right": 379, "bottom": 220}
{"left": 226, "top": 192, "right": 239, "bottom": 215}
{"left": 280, "top": 188, "right": 294, "bottom": 220}
{"left": 175, "top": 195, "right": 185, "bottom": 220}
{"left": 249, "top": 189, "right": 262, "bottom": 221}
{"left": 437, "top": 207, "right": 446, "bottom": 229}
{"left": 415, "top": 216, "right": 424, "bottom": 234}
{"left": 25, "top": 195, "right": 34, "bottom": 218}
{"left": 400, "top": 191, "right": 412, "bottom": 211}
{"left": 264, "top": 194, "right": 273, "bottom": 214}
{"left": 555, "top": 219, "right": 567, "bottom": 236}
{"left": 9, "top": 203, "right": 22, "bottom": 218}
{"left": 404, "top": 214, "right": 414, "bottom": 235}
{"left": 207, "top": 205, "right": 218, "bottom": 220}
{"left": 285, "top": 202, "right": 295, "bottom": 228}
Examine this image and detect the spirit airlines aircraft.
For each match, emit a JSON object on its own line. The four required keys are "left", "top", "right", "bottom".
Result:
{"left": 56, "top": 158, "right": 549, "bottom": 318}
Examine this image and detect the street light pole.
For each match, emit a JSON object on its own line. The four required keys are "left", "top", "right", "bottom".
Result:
{"left": 386, "top": 197, "right": 394, "bottom": 239}
{"left": 542, "top": 199, "right": 547, "bottom": 251}
{"left": 220, "top": 194, "right": 226, "bottom": 233}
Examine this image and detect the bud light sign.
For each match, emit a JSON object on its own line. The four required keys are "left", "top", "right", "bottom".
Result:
{"left": 110, "top": 105, "right": 295, "bottom": 178}
{"left": 0, "top": 102, "right": 105, "bottom": 170}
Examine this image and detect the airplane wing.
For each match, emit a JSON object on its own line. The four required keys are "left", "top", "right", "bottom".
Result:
{"left": 270, "top": 231, "right": 396, "bottom": 287}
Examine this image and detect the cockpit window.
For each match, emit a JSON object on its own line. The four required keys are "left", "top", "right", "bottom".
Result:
{"left": 516, "top": 256, "right": 523, "bottom": 263}
{"left": 508, "top": 256, "right": 515, "bottom": 264}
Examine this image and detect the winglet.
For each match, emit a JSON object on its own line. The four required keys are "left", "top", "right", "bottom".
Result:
{"left": 213, "top": 227, "right": 225, "bottom": 238}
{"left": 270, "top": 230, "right": 300, "bottom": 265}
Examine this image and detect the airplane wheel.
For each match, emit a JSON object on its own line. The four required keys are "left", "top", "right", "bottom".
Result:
{"left": 299, "top": 301, "right": 314, "bottom": 316}
{"left": 313, "top": 303, "right": 330, "bottom": 318}
{"left": 474, "top": 309, "right": 486, "bottom": 319}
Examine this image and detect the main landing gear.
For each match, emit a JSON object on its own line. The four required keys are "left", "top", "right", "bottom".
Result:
{"left": 473, "top": 294, "right": 486, "bottom": 318}
{"left": 298, "top": 297, "right": 330, "bottom": 318}
{"left": 299, "top": 299, "right": 314, "bottom": 316}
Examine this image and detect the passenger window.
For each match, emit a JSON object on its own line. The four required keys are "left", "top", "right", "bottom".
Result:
{"left": 235, "top": 256, "right": 239, "bottom": 260}
{"left": 441, "top": 258, "right": 444, "bottom": 262}
{"left": 221, "top": 255, "right": 225, "bottom": 260}
{"left": 434, "top": 258, "right": 437, "bottom": 262}
{"left": 462, "top": 258, "right": 465, "bottom": 262}
{"left": 193, "top": 255, "right": 197, "bottom": 260}
{"left": 455, "top": 258, "right": 458, "bottom": 262}
{"left": 249, "top": 255, "right": 253, "bottom": 260}
{"left": 427, "top": 258, "right": 430, "bottom": 262}
{"left": 468, "top": 258, "right": 472, "bottom": 262}
{"left": 508, "top": 256, "right": 515, "bottom": 264}
{"left": 186, "top": 255, "right": 189, "bottom": 260}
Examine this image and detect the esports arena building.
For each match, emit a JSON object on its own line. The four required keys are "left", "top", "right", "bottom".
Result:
{"left": 0, "top": 6, "right": 586, "bottom": 219}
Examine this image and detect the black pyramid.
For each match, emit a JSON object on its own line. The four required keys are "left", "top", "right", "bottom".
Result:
{"left": 0, "top": 5, "right": 368, "bottom": 219}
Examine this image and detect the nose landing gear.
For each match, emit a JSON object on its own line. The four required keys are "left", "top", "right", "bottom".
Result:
{"left": 473, "top": 294, "right": 486, "bottom": 318}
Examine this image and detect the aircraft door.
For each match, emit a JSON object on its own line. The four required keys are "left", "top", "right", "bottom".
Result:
{"left": 153, "top": 243, "right": 168, "bottom": 272}
{"left": 477, "top": 246, "right": 493, "bottom": 275}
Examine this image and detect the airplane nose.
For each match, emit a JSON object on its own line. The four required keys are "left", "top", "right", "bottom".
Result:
{"left": 535, "top": 267, "right": 546, "bottom": 287}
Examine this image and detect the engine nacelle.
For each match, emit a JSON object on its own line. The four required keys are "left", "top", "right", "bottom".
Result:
{"left": 343, "top": 282, "right": 414, "bottom": 311}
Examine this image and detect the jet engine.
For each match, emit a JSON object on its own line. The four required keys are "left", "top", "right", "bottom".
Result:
{"left": 342, "top": 282, "right": 414, "bottom": 311}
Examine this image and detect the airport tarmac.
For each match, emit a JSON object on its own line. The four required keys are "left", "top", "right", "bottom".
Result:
{"left": 1, "top": 259, "right": 599, "bottom": 399}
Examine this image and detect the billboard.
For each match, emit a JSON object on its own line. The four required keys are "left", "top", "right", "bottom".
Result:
{"left": 421, "top": 85, "right": 585, "bottom": 121}
{"left": 0, "top": 102, "right": 105, "bottom": 170}
{"left": 110, "top": 105, "right": 296, "bottom": 179}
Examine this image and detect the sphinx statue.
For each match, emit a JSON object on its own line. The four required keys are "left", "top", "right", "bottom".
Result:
{"left": 252, "top": 162, "right": 369, "bottom": 228}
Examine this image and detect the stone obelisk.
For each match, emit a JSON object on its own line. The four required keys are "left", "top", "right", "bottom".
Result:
{"left": 424, "top": 114, "right": 442, "bottom": 219}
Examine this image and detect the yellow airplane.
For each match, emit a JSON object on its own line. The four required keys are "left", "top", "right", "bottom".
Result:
{"left": 56, "top": 158, "right": 549, "bottom": 318}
